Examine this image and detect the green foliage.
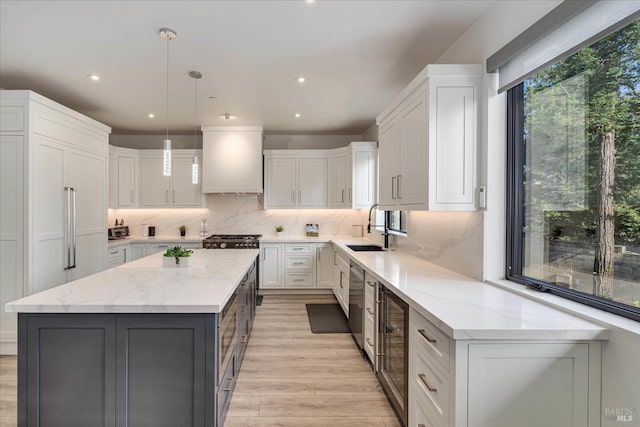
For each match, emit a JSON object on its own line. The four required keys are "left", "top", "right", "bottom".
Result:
{"left": 275, "top": 225, "right": 284, "bottom": 232}
{"left": 164, "top": 246, "right": 193, "bottom": 264}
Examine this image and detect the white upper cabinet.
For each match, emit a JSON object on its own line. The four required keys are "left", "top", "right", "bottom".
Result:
{"left": 331, "top": 150, "right": 348, "bottom": 208}
{"left": 109, "top": 145, "right": 138, "bottom": 208}
{"left": 138, "top": 150, "right": 202, "bottom": 207}
{"left": 264, "top": 151, "right": 328, "bottom": 209}
{"left": 330, "top": 142, "right": 377, "bottom": 209}
{"left": 377, "top": 64, "right": 481, "bottom": 211}
{"left": 201, "top": 126, "right": 263, "bottom": 193}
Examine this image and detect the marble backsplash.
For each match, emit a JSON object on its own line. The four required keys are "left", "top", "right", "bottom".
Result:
{"left": 108, "top": 194, "right": 369, "bottom": 239}
{"left": 109, "top": 196, "right": 483, "bottom": 280}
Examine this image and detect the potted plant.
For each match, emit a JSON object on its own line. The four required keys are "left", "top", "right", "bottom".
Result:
{"left": 275, "top": 225, "right": 284, "bottom": 237}
{"left": 179, "top": 225, "right": 186, "bottom": 237}
{"left": 163, "top": 246, "right": 193, "bottom": 267}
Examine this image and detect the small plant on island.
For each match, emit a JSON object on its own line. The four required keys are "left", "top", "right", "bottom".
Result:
{"left": 275, "top": 225, "right": 284, "bottom": 233}
{"left": 164, "top": 246, "right": 193, "bottom": 265}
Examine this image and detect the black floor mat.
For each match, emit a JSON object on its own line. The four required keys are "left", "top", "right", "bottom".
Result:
{"left": 256, "top": 295, "right": 263, "bottom": 306}
{"left": 305, "top": 303, "right": 350, "bottom": 333}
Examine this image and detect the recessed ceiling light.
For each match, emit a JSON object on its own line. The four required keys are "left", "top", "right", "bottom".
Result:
{"left": 296, "top": 76, "right": 306, "bottom": 83}
{"left": 306, "top": 0, "right": 315, "bottom": 3}
{"left": 295, "top": 113, "right": 301, "bottom": 118}
{"left": 147, "top": 113, "right": 155, "bottom": 119}
{"left": 87, "top": 74, "right": 100, "bottom": 81}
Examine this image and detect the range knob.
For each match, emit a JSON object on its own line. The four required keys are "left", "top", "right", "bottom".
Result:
{"left": 220, "top": 242, "right": 227, "bottom": 249}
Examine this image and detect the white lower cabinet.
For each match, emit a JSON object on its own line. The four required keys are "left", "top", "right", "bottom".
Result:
{"left": 408, "top": 308, "right": 602, "bottom": 427}
{"left": 107, "top": 244, "right": 130, "bottom": 268}
{"left": 333, "top": 249, "right": 350, "bottom": 316}
{"left": 259, "top": 242, "right": 335, "bottom": 289}
{"left": 363, "top": 272, "right": 377, "bottom": 366}
{"left": 128, "top": 241, "right": 202, "bottom": 262}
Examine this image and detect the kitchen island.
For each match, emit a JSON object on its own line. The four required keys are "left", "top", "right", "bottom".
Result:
{"left": 5, "top": 248, "right": 259, "bottom": 427}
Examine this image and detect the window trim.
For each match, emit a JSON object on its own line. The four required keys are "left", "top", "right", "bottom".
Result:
{"left": 506, "top": 83, "right": 640, "bottom": 323}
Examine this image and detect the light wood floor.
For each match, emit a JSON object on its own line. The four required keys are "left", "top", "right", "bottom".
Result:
{"left": 0, "top": 294, "right": 399, "bottom": 427}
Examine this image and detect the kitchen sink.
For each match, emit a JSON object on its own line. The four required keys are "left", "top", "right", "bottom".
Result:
{"left": 346, "top": 244, "right": 385, "bottom": 252}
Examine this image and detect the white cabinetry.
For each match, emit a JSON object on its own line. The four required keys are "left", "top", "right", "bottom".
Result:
{"left": 330, "top": 142, "right": 377, "bottom": 209}
{"left": 201, "top": 126, "right": 263, "bottom": 193}
{"left": 363, "top": 272, "right": 377, "bottom": 366}
{"left": 260, "top": 243, "right": 283, "bottom": 288}
{"left": 315, "top": 243, "right": 334, "bottom": 289}
{"left": 264, "top": 151, "right": 328, "bottom": 208}
{"left": 130, "top": 243, "right": 147, "bottom": 261}
{"left": 259, "top": 242, "right": 332, "bottom": 289}
{"left": 333, "top": 248, "right": 350, "bottom": 316}
{"left": 0, "top": 90, "right": 110, "bottom": 354}
{"left": 109, "top": 145, "right": 138, "bottom": 208}
{"left": 129, "top": 241, "right": 202, "bottom": 262}
{"left": 107, "top": 244, "right": 130, "bottom": 268}
{"left": 408, "top": 308, "right": 601, "bottom": 427}
{"left": 377, "top": 64, "right": 481, "bottom": 211}
{"left": 138, "top": 150, "right": 202, "bottom": 207}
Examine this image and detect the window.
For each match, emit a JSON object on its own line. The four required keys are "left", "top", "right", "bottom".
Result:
{"left": 386, "top": 210, "right": 407, "bottom": 236}
{"left": 507, "top": 18, "right": 640, "bottom": 321}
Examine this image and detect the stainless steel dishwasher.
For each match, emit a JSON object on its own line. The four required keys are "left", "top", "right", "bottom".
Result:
{"left": 348, "top": 262, "right": 365, "bottom": 349}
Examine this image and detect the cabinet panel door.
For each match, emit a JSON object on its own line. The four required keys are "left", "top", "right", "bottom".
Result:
{"left": 467, "top": 343, "right": 590, "bottom": 427}
{"left": 67, "top": 149, "right": 106, "bottom": 281}
{"left": 332, "top": 155, "right": 347, "bottom": 207}
{"left": 298, "top": 157, "right": 328, "bottom": 208}
{"left": 315, "top": 244, "right": 334, "bottom": 289}
{"left": 108, "top": 152, "right": 117, "bottom": 208}
{"left": 433, "top": 86, "right": 475, "bottom": 207}
{"left": 139, "top": 157, "right": 170, "bottom": 207}
{"left": 172, "top": 157, "right": 202, "bottom": 206}
{"left": 260, "top": 244, "right": 282, "bottom": 288}
{"left": 378, "top": 116, "right": 399, "bottom": 208}
{"left": 265, "top": 157, "right": 296, "bottom": 208}
{"left": 398, "top": 89, "right": 427, "bottom": 208}
{"left": 130, "top": 243, "right": 147, "bottom": 261}
{"left": 25, "top": 316, "right": 116, "bottom": 427}
{"left": 352, "top": 149, "right": 376, "bottom": 209}
{"left": 116, "top": 316, "right": 206, "bottom": 427}
{"left": 117, "top": 155, "right": 136, "bottom": 207}
{"left": 32, "top": 140, "right": 66, "bottom": 294}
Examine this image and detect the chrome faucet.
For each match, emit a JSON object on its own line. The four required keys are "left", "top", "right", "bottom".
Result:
{"left": 367, "top": 203, "right": 379, "bottom": 233}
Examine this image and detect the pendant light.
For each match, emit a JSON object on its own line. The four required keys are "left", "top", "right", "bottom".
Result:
{"left": 189, "top": 70, "right": 202, "bottom": 184}
{"left": 160, "top": 27, "right": 177, "bottom": 176}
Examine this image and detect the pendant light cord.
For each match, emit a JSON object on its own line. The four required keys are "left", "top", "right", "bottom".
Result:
{"left": 194, "top": 76, "right": 197, "bottom": 152}
{"left": 166, "top": 35, "right": 170, "bottom": 141}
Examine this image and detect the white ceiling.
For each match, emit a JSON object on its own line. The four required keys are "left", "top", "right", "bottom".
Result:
{"left": 0, "top": 0, "right": 495, "bottom": 135}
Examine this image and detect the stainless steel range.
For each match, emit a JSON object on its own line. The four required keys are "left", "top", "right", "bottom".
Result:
{"left": 202, "top": 234, "right": 261, "bottom": 249}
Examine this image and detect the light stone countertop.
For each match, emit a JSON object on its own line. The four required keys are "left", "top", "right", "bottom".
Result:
{"left": 108, "top": 235, "right": 205, "bottom": 247}
{"left": 327, "top": 238, "right": 609, "bottom": 341}
{"left": 6, "top": 249, "right": 258, "bottom": 314}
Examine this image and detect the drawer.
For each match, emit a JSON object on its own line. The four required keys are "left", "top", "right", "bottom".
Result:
{"left": 411, "top": 385, "right": 441, "bottom": 427}
{"left": 413, "top": 348, "right": 450, "bottom": 425}
{"left": 284, "top": 255, "right": 313, "bottom": 270}
{"left": 216, "top": 350, "right": 236, "bottom": 426}
{"left": 284, "top": 272, "right": 314, "bottom": 287}
{"left": 285, "top": 243, "right": 313, "bottom": 254}
{"left": 411, "top": 310, "right": 451, "bottom": 372}
{"left": 336, "top": 251, "right": 349, "bottom": 272}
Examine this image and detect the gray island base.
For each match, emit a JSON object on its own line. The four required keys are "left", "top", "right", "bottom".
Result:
{"left": 8, "top": 249, "right": 258, "bottom": 427}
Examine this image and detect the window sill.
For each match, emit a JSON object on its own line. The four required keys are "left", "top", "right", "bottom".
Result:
{"left": 487, "top": 279, "right": 640, "bottom": 336}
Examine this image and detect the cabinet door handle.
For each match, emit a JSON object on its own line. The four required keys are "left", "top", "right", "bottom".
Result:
{"left": 418, "top": 329, "right": 437, "bottom": 344}
{"left": 263, "top": 250, "right": 266, "bottom": 261}
{"left": 366, "top": 280, "right": 375, "bottom": 287}
{"left": 298, "top": 190, "right": 301, "bottom": 203}
{"left": 341, "top": 189, "right": 344, "bottom": 203}
{"left": 349, "top": 188, "right": 352, "bottom": 203}
{"left": 130, "top": 189, "right": 134, "bottom": 204}
{"left": 339, "top": 274, "right": 343, "bottom": 288}
{"left": 223, "top": 377, "right": 233, "bottom": 392}
{"left": 418, "top": 373, "right": 437, "bottom": 393}
{"left": 396, "top": 175, "right": 401, "bottom": 199}
{"left": 240, "top": 335, "right": 247, "bottom": 344}
{"left": 317, "top": 248, "right": 320, "bottom": 261}
{"left": 366, "top": 337, "right": 374, "bottom": 346}
{"left": 333, "top": 251, "right": 337, "bottom": 265}
{"left": 291, "top": 190, "right": 295, "bottom": 203}
{"left": 366, "top": 307, "right": 374, "bottom": 315}
{"left": 391, "top": 176, "right": 396, "bottom": 199}
{"left": 172, "top": 190, "right": 176, "bottom": 204}
{"left": 165, "top": 190, "right": 169, "bottom": 203}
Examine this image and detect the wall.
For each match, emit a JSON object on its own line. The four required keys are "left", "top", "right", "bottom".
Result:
{"left": 433, "top": 1, "right": 639, "bottom": 424}
{"left": 111, "top": 134, "right": 202, "bottom": 150}
{"left": 109, "top": 195, "right": 368, "bottom": 239}
{"left": 264, "top": 134, "right": 362, "bottom": 150}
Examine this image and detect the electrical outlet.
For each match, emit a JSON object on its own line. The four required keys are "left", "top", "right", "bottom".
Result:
{"left": 417, "top": 245, "right": 424, "bottom": 257}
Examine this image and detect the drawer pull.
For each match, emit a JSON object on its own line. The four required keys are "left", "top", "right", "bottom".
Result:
{"left": 110, "top": 250, "right": 119, "bottom": 255}
{"left": 292, "top": 247, "right": 303, "bottom": 251}
{"left": 240, "top": 335, "right": 247, "bottom": 344}
{"left": 294, "top": 279, "right": 304, "bottom": 282}
{"left": 419, "top": 424, "right": 426, "bottom": 427}
{"left": 366, "top": 337, "right": 374, "bottom": 346}
{"left": 292, "top": 262, "right": 304, "bottom": 265}
{"left": 418, "top": 329, "right": 437, "bottom": 344}
{"left": 366, "top": 307, "right": 374, "bottom": 315}
{"left": 223, "top": 377, "right": 233, "bottom": 392}
{"left": 366, "top": 280, "right": 375, "bottom": 287}
{"left": 418, "top": 373, "right": 437, "bottom": 393}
